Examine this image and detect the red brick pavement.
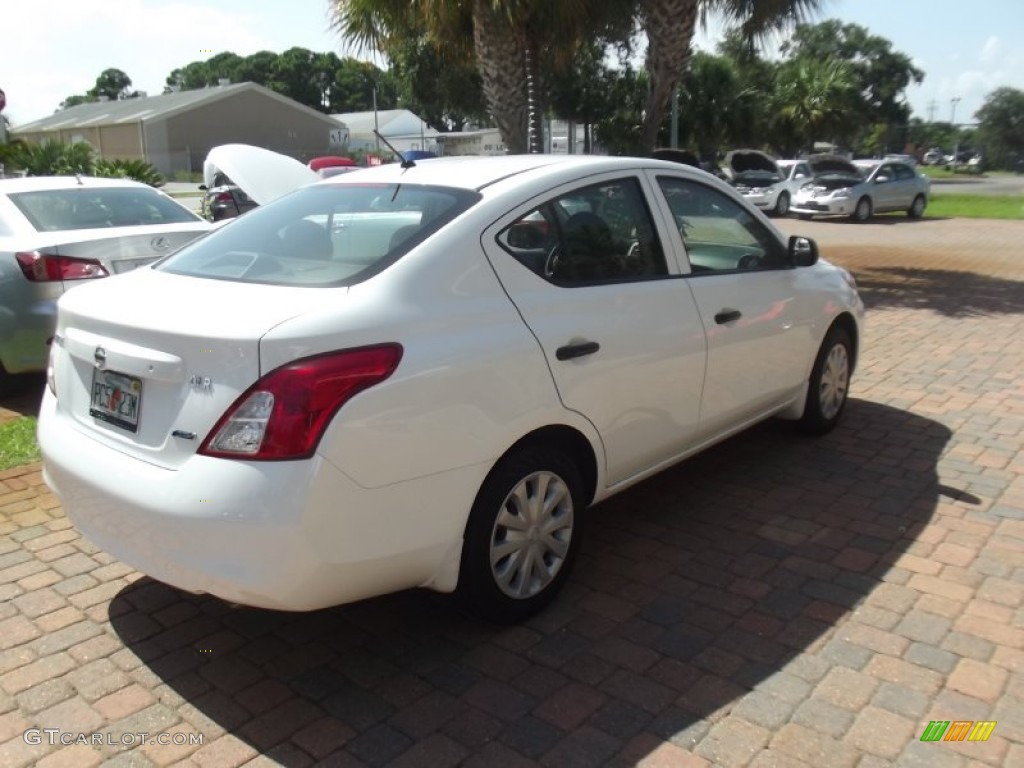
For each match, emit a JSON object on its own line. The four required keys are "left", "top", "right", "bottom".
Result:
{"left": 0, "top": 221, "right": 1022, "bottom": 766}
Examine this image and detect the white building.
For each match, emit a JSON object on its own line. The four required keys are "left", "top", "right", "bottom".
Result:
{"left": 334, "top": 109, "right": 439, "bottom": 154}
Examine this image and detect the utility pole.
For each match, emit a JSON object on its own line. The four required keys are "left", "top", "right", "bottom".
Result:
{"left": 926, "top": 99, "right": 938, "bottom": 123}
{"left": 951, "top": 97, "right": 962, "bottom": 165}
{"left": 950, "top": 97, "right": 961, "bottom": 126}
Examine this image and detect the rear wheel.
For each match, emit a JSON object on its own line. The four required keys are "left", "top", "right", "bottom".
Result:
{"left": 852, "top": 196, "right": 872, "bottom": 222}
{"left": 458, "top": 446, "right": 584, "bottom": 623}
{"left": 800, "top": 326, "right": 852, "bottom": 435}
{"left": 774, "top": 192, "right": 791, "bottom": 216}
{"left": 908, "top": 194, "right": 926, "bottom": 218}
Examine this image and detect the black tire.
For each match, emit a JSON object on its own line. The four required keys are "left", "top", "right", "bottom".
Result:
{"left": 800, "top": 325, "right": 853, "bottom": 435}
{"left": 852, "top": 196, "right": 872, "bottom": 222}
{"left": 774, "top": 192, "right": 791, "bottom": 216}
{"left": 458, "top": 446, "right": 584, "bottom": 623}
{"left": 908, "top": 194, "right": 926, "bottom": 218}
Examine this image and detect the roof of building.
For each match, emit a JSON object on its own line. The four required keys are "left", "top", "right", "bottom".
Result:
{"left": 332, "top": 109, "right": 438, "bottom": 138}
{"left": 13, "top": 82, "right": 344, "bottom": 133}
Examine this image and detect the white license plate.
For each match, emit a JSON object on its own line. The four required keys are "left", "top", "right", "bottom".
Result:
{"left": 90, "top": 369, "right": 142, "bottom": 433}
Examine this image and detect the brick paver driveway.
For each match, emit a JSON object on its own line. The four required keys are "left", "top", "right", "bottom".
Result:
{"left": 1, "top": 217, "right": 1022, "bottom": 767}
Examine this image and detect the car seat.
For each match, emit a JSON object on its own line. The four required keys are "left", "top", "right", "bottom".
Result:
{"left": 281, "top": 220, "right": 333, "bottom": 260}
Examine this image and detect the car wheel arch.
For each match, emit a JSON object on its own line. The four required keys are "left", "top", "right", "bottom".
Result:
{"left": 495, "top": 424, "right": 600, "bottom": 508}
{"left": 828, "top": 312, "right": 859, "bottom": 373}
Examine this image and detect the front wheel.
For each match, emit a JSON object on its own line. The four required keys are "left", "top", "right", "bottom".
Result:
{"left": 800, "top": 326, "right": 853, "bottom": 435}
{"left": 852, "top": 197, "right": 872, "bottom": 222}
{"left": 774, "top": 192, "right": 791, "bottom": 216}
{"left": 908, "top": 194, "right": 926, "bottom": 218}
{"left": 458, "top": 447, "right": 585, "bottom": 623}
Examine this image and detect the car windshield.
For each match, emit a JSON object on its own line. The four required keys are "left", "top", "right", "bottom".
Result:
{"left": 157, "top": 182, "right": 480, "bottom": 287}
{"left": 9, "top": 187, "right": 201, "bottom": 232}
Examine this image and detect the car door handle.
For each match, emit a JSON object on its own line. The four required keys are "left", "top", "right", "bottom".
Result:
{"left": 556, "top": 341, "right": 600, "bottom": 361}
{"left": 714, "top": 309, "right": 742, "bottom": 324}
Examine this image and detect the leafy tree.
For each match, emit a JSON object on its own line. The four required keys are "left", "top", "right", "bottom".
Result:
{"left": 781, "top": 21, "right": 923, "bottom": 128}
{"left": 770, "top": 57, "right": 858, "bottom": 155}
{"left": 975, "top": 87, "right": 1024, "bottom": 169}
{"left": 90, "top": 68, "right": 135, "bottom": 101}
{"left": 389, "top": 37, "right": 487, "bottom": 130}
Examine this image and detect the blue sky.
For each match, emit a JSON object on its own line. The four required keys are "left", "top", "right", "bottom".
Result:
{"left": 5, "top": 0, "right": 1022, "bottom": 127}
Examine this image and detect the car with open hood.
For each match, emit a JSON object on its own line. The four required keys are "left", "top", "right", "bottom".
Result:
{"left": 200, "top": 144, "right": 319, "bottom": 221}
{"left": 722, "top": 150, "right": 808, "bottom": 216}
{"left": 0, "top": 176, "right": 209, "bottom": 389}
{"left": 39, "top": 154, "right": 864, "bottom": 621}
{"left": 791, "top": 155, "right": 930, "bottom": 222}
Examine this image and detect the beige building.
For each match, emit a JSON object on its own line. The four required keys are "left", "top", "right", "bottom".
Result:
{"left": 12, "top": 82, "right": 348, "bottom": 175}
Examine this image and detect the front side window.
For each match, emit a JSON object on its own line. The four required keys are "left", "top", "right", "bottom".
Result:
{"left": 158, "top": 183, "right": 480, "bottom": 286}
{"left": 10, "top": 187, "right": 201, "bottom": 232}
{"left": 657, "top": 177, "right": 788, "bottom": 274}
{"left": 496, "top": 177, "right": 667, "bottom": 286}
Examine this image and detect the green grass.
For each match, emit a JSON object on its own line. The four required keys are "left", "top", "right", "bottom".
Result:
{"left": 0, "top": 417, "right": 40, "bottom": 470}
{"left": 927, "top": 194, "right": 1024, "bottom": 220}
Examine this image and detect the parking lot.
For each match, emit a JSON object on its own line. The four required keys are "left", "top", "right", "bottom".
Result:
{"left": 1, "top": 216, "right": 1023, "bottom": 767}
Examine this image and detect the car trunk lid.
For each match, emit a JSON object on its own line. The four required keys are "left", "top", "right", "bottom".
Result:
{"left": 50, "top": 267, "right": 342, "bottom": 469}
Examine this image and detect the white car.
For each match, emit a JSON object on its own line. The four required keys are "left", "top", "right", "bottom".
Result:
{"left": 39, "top": 154, "right": 864, "bottom": 622}
{"left": 791, "top": 155, "right": 930, "bottom": 222}
{"left": 0, "top": 176, "right": 209, "bottom": 388}
{"left": 722, "top": 150, "right": 811, "bottom": 216}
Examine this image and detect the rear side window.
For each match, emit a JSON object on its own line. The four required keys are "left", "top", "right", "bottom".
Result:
{"left": 158, "top": 183, "right": 480, "bottom": 286}
{"left": 496, "top": 177, "right": 667, "bottom": 286}
{"left": 9, "top": 187, "right": 200, "bottom": 231}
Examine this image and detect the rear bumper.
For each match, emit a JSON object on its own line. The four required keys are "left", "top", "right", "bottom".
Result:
{"left": 38, "top": 391, "right": 479, "bottom": 610}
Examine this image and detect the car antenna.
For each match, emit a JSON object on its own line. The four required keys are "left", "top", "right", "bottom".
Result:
{"left": 374, "top": 130, "right": 415, "bottom": 169}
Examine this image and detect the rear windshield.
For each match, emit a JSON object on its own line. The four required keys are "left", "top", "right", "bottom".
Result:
{"left": 10, "top": 187, "right": 201, "bottom": 232}
{"left": 156, "top": 183, "right": 481, "bottom": 286}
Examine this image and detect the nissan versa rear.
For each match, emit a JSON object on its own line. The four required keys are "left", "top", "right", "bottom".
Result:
{"left": 39, "top": 155, "right": 864, "bottom": 622}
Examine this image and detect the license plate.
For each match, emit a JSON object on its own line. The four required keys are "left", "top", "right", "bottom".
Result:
{"left": 90, "top": 369, "right": 142, "bottom": 433}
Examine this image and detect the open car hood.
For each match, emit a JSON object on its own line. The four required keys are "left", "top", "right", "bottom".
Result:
{"left": 806, "top": 154, "right": 859, "bottom": 176}
{"left": 724, "top": 149, "right": 781, "bottom": 178}
{"left": 203, "top": 144, "right": 318, "bottom": 205}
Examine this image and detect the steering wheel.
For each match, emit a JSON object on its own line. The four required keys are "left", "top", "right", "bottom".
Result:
{"left": 544, "top": 243, "right": 564, "bottom": 278}
{"left": 737, "top": 253, "right": 762, "bottom": 270}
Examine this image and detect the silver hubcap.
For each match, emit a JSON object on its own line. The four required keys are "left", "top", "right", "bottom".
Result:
{"left": 913, "top": 197, "right": 924, "bottom": 215}
{"left": 490, "top": 471, "right": 574, "bottom": 599}
{"left": 819, "top": 343, "right": 850, "bottom": 420}
{"left": 777, "top": 194, "right": 789, "bottom": 214}
{"left": 857, "top": 200, "right": 870, "bottom": 219}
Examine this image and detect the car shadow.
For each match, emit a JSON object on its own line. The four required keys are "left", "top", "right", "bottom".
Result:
{"left": 0, "top": 373, "right": 45, "bottom": 423}
{"left": 850, "top": 267, "right": 1024, "bottom": 317}
{"left": 108, "top": 399, "right": 949, "bottom": 765}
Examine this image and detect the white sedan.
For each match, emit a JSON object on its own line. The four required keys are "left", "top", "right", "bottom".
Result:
{"left": 39, "top": 155, "right": 864, "bottom": 622}
{"left": 0, "top": 176, "right": 209, "bottom": 388}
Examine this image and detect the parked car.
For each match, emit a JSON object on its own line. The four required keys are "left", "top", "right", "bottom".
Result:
{"left": 200, "top": 144, "right": 318, "bottom": 220}
{"left": 791, "top": 155, "right": 930, "bottom": 222}
{"left": 199, "top": 176, "right": 257, "bottom": 221}
{"left": 39, "top": 154, "right": 864, "bottom": 621}
{"left": 721, "top": 151, "right": 812, "bottom": 216}
{"left": 922, "top": 149, "right": 944, "bottom": 165}
{"left": 0, "top": 176, "right": 209, "bottom": 388}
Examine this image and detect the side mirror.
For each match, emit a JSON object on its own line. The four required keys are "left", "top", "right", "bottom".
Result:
{"left": 789, "top": 235, "right": 818, "bottom": 267}
{"left": 198, "top": 184, "right": 208, "bottom": 191}
{"left": 875, "top": 176, "right": 890, "bottom": 184}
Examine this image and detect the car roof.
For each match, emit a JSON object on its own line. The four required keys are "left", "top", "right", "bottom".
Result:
{"left": 0, "top": 176, "right": 153, "bottom": 193}
{"left": 317, "top": 154, "right": 708, "bottom": 192}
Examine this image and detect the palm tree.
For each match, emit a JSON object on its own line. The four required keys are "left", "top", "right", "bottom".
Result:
{"left": 331, "top": 0, "right": 613, "bottom": 154}
{"left": 772, "top": 58, "right": 857, "bottom": 153}
{"left": 639, "top": 0, "right": 822, "bottom": 151}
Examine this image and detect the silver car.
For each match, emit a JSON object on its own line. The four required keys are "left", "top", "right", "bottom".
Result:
{"left": 722, "top": 150, "right": 811, "bottom": 217}
{"left": 791, "top": 155, "right": 930, "bottom": 222}
{"left": 0, "top": 176, "right": 209, "bottom": 389}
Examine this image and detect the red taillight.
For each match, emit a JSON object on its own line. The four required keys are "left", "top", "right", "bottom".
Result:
{"left": 16, "top": 251, "right": 109, "bottom": 282}
{"left": 199, "top": 344, "right": 403, "bottom": 461}
{"left": 214, "top": 192, "right": 234, "bottom": 203}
